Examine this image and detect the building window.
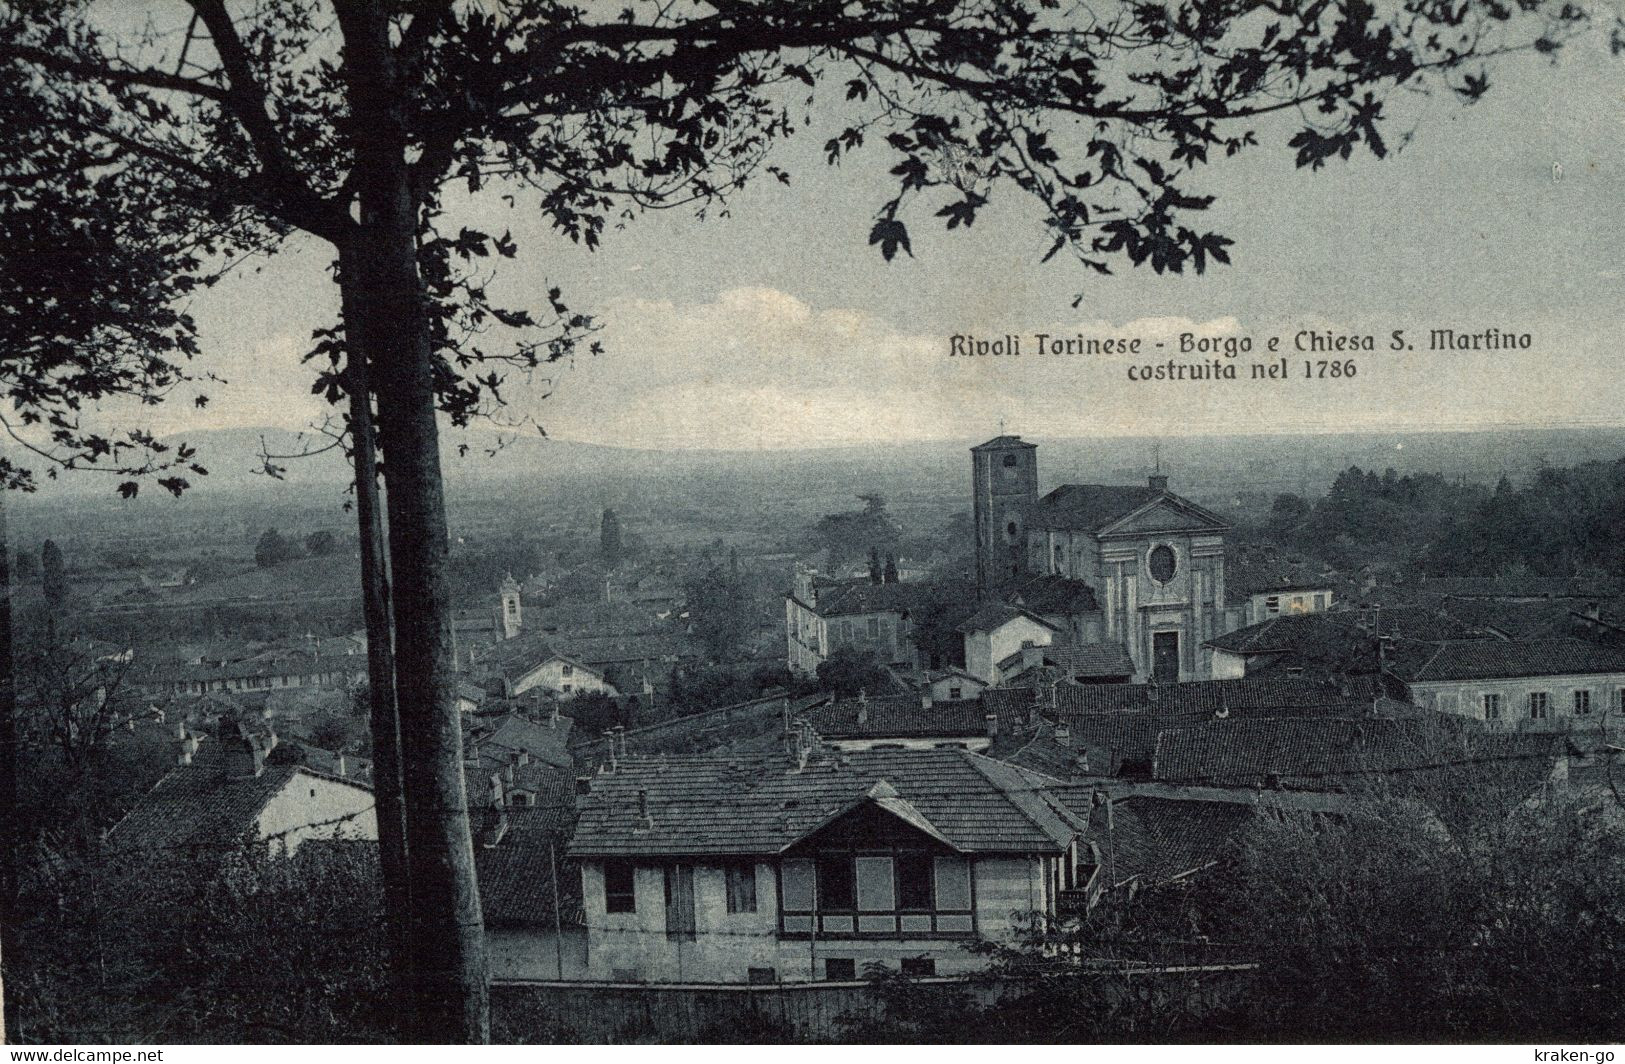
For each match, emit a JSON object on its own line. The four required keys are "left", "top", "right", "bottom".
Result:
{"left": 901, "top": 957, "right": 937, "bottom": 978}
{"left": 1575, "top": 690, "right": 1592, "bottom": 716}
{"left": 934, "top": 857, "right": 972, "bottom": 910}
{"left": 1482, "top": 693, "right": 1502, "bottom": 720}
{"left": 824, "top": 958, "right": 857, "bottom": 981}
{"left": 725, "top": 862, "right": 758, "bottom": 914}
{"left": 867, "top": 618, "right": 879, "bottom": 639}
{"left": 817, "top": 856, "right": 856, "bottom": 911}
{"left": 1265, "top": 596, "right": 1280, "bottom": 614}
{"left": 896, "top": 853, "right": 934, "bottom": 911}
{"left": 604, "top": 860, "right": 636, "bottom": 913}
{"left": 562, "top": 664, "right": 573, "bottom": 677}
{"left": 1291, "top": 596, "right": 1305, "bottom": 613}
{"left": 948, "top": 686, "right": 962, "bottom": 700}
{"left": 855, "top": 856, "right": 895, "bottom": 911}
{"left": 562, "top": 683, "right": 572, "bottom": 693}
{"left": 747, "top": 967, "right": 778, "bottom": 985}
{"left": 1313, "top": 593, "right": 1327, "bottom": 610}
{"left": 781, "top": 859, "right": 815, "bottom": 911}
{"left": 1529, "top": 691, "right": 1550, "bottom": 720}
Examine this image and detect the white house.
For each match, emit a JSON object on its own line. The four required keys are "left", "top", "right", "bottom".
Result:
{"left": 957, "top": 604, "right": 1059, "bottom": 685}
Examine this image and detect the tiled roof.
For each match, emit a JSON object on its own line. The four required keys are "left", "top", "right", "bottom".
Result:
{"left": 956, "top": 602, "right": 1058, "bottom": 635}
{"left": 1225, "top": 557, "right": 1335, "bottom": 596}
{"left": 568, "top": 748, "right": 1082, "bottom": 858}
{"left": 1415, "top": 576, "right": 1616, "bottom": 600}
{"left": 801, "top": 695, "right": 992, "bottom": 740}
{"left": 812, "top": 581, "right": 924, "bottom": 618}
{"left": 475, "top": 807, "right": 583, "bottom": 927}
{"left": 108, "top": 742, "right": 370, "bottom": 854}
{"left": 1149, "top": 716, "right": 1549, "bottom": 790}
{"left": 470, "top": 713, "right": 575, "bottom": 768}
{"left": 1400, "top": 638, "right": 1625, "bottom": 682}
{"left": 1041, "top": 642, "right": 1136, "bottom": 678}
{"left": 982, "top": 674, "right": 1404, "bottom": 721}
{"left": 1032, "top": 485, "right": 1160, "bottom": 533}
{"left": 1202, "top": 608, "right": 1490, "bottom": 673}
{"left": 1087, "top": 796, "right": 1257, "bottom": 886}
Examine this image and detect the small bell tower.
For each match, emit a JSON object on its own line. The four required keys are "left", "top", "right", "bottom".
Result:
{"left": 498, "top": 572, "right": 523, "bottom": 641}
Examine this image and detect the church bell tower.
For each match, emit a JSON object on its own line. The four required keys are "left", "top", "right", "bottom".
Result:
{"left": 498, "top": 573, "right": 523, "bottom": 641}
{"left": 971, "top": 435, "right": 1038, "bottom": 597}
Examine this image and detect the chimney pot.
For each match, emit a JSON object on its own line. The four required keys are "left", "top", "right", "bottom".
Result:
{"left": 985, "top": 712, "right": 999, "bottom": 739}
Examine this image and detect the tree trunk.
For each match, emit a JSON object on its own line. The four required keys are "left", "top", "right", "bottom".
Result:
{"left": 336, "top": 1, "right": 489, "bottom": 1043}
{"left": 337, "top": 244, "right": 413, "bottom": 1014}
{"left": 0, "top": 496, "right": 14, "bottom": 1044}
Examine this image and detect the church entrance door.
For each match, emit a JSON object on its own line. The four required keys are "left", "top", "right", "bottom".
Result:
{"left": 1152, "top": 631, "right": 1180, "bottom": 683}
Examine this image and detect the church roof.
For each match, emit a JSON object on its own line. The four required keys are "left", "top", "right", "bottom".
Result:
{"left": 1032, "top": 482, "right": 1229, "bottom": 537}
{"left": 1032, "top": 485, "right": 1157, "bottom": 532}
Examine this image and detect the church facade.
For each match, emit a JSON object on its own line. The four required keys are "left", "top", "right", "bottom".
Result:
{"left": 972, "top": 436, "right": 1235, "bottom": 682}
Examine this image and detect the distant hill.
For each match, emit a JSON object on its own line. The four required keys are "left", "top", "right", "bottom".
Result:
{"left": 9, "top": 422, "right": 1625, "bottom": 512}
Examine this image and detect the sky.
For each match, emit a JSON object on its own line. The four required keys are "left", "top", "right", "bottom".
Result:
{"left": 121, "top": 11, "right": 1625, "bottom": 454}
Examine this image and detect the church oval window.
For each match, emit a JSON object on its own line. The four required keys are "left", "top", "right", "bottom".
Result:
{"left": 1148, "top": 544, "right": 1177, "bottom": 584}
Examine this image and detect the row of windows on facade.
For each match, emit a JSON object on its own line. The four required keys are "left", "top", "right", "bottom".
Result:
{"left": 1454, "top": 687, "right": 1625, "bottom": 720}
{"left": 829, "top": 616, "right": 895, "bottom": 646}
{"left": 600, "top": 853, "right": 973, "bottom": 921}
{"left": 612, "top": 957, "right": 938, "bottom": 985}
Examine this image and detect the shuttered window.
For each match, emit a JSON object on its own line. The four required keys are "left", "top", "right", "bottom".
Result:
{"left": 781, "top": 859, "right": 814, "bottom": 911}
{"left": 725, "top": 862, "right": 758, "bottom": 914}
{"left": 855, "top": 857, "right": 895, "bottom": 911}
{"left": 933, "top": 857, "right": 971, "bottom": 910}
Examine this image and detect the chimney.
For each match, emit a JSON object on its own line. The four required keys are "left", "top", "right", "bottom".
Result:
{"left": 637, "top": 788, "right": 653, "bottom": 830}
{"left": 857, "top": 701, "right": 868, "bottom": 726}
{"left": 550, "top": 706, "right": 561, "bottom": 729}
{"left": 1585, "top": 601, "right": 1602, "bottom": 621}
{"left": 335, "top": 752, "right": 347, "bottom": 777}
{"left": 176, "top": 728, "right": 199, "bottom": 767}
{"left": 1055, "top": 722, "right": 1071, "bottom": 746}
{"left": 920, "top": 692, "right": 933, "bottom": 710}
{"left": 985, "top": 712, "right": 999, "bottom": 739}
{"left": 1146, "top": 684, "right": 1159, "bottom": 704}
{"left": 1149, "top": 473, "right": 1169, "bottom": 493}
{"left": 575, "top": 774, "right": 593, "bottom": 796}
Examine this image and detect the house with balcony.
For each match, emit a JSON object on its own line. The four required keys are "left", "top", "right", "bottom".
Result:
{"left": 566, "top": 747, "right": 1087, "bottom": 984}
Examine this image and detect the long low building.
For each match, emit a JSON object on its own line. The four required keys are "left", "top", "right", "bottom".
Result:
{"left": 566, "top": 747, "right": 1088, "bottom": 985}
